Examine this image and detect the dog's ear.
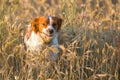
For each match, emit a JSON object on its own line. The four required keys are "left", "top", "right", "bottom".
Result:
{"left": 31, "top": 18, "right": 39, "bottom": 33}
{"left": 56, "top": 17, "right": 63, "bottom": 32}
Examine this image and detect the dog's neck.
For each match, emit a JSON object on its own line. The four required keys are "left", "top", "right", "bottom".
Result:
{"left": 30, "top": 31, "right": 58, "bottom": 45}
{"left": 24, "top": 31, "right": 59, "bottom": 52}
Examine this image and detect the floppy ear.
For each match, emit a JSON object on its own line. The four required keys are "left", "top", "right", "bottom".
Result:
{"left": 57, "top": 17, "right": 63, "bottom": 32}
{"left": 31, "top": 18, "right": 39, "bottom": 33}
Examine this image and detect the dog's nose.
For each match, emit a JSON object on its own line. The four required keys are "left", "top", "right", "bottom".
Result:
{"left": 47, "top": 29, "right": 54, "bottom": 34}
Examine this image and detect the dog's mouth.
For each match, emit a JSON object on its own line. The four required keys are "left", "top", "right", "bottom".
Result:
{"left": 42, "top": 32, "right": 53, "bottom": 37}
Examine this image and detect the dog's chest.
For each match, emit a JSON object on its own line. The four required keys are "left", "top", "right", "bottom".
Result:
{"left": 24, "top": 32, "right": 58, "bottom": 52}
{"left": 24, "top": 32, "right": 43, "bottom": 51}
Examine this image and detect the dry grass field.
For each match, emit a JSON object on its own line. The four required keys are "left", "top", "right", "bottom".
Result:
{"left": 0, "top": 0, "right": 120, "bottom": 80}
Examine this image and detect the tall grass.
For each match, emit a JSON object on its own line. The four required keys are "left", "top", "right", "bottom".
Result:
{"left": 0, "top": 0, "right": 120, "bottom": 80}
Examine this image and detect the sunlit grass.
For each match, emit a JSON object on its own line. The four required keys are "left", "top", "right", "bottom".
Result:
{"left": 0, "top": 0, "right": 120, "bottom": 80}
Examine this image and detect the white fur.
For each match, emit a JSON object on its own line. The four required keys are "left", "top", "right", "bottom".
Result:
{"left": 48, "top": 16, "right": 52, "bottom": 24}
{"left": 24, "top": 31, "right": 59, "bottom": 50}
{"left": 24, "top": 31, "right": 43, "bottom": 52}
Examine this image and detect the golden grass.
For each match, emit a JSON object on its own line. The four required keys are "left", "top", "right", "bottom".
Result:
{"left": 0, "top": 0, "right": 120, "bottom": 80}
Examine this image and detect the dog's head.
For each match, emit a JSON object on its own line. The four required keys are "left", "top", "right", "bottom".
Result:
{"left": 31, "top": 16, "right": 63, "bottom": 38}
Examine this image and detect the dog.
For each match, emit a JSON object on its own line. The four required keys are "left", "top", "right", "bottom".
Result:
{"left": 24, "top": 16, "right": 63, "bottom": 60}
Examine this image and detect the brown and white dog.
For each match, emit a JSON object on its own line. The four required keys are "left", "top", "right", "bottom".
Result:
{"left": 24, "top": 16, "right": 62, "bottom": 60}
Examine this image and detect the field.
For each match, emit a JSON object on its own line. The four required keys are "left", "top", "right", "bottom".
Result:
{"left": 0, "top": 0, "right": 120, "bottom": 80}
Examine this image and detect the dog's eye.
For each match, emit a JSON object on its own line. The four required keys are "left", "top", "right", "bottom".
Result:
{"left": 53, "top": 23, "right": 57, "bottom": 26}
{"left": 42, "top": 23, "right": 46, "bottom": 26}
